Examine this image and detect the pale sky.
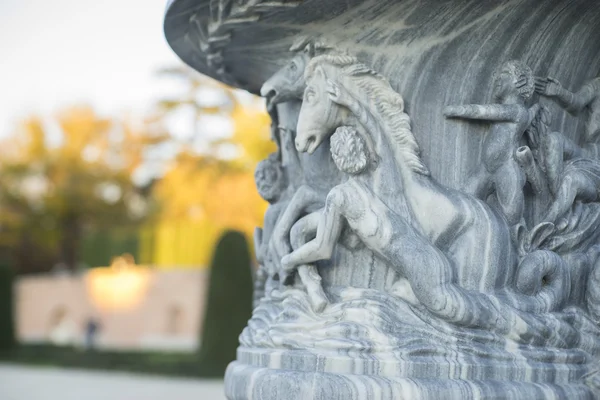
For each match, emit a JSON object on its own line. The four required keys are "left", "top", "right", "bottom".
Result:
{"left": 0, "top": 0, "right": 183, "bottom": 138}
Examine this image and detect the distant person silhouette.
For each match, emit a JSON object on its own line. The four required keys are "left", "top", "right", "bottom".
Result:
{"left": 84, "top": 317, "right": 101, "bottom": 350}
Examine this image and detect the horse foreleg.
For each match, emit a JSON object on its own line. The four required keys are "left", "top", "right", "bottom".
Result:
{"left": 269, "top": 185, "right": 323, "bottom": 266}
{"left": 493, "top": 162, "right": 526, "bottom": 226}
{"left": 282, "top": 189, "right": 346, "bottom": 271}
{"left": 287, "top": 211, "right": 329, "bottom": 312}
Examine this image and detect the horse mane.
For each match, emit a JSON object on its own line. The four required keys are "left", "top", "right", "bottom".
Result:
{"left": 289, "top": 36, "right": 335, "bottom": 56}
{"left": 305, "top": 54, "right": 430, "bottom": 176}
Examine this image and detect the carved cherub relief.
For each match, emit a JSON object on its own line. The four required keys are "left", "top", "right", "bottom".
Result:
{"left": 253, "top": 143, "right": 328, "bottom": 311}
{"left": 444, "top": 60, "right": 538, "bottom": 226}
{"left": 532, "top": 77, "right": 600, "bottom": 197}
{"left": 254, "top": 153, "right": 287, "bottom": 265}
{"left": 252, "top": 153, "right": 287, "bottom": 306}
{"left": 518, "top": 76, "right": 600, "bottom": 227}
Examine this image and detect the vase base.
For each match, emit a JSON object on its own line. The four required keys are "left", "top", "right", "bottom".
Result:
{"left": 224, "top": 361, "right": 594, "bottom": 400}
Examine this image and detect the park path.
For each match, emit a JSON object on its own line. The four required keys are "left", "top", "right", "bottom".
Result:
{"left": 0, "top": 364, "right": 226, "bottom": 400}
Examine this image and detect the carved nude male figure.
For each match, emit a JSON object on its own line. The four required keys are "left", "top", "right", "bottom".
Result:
{"left": 533, "top": 76, "right": 600, "bottom": 225}
{"left": 535, "top": 75, "right": 600, "bottom": 159}
{"left": 444, "top": 60, "right": 538, "bottom": 226}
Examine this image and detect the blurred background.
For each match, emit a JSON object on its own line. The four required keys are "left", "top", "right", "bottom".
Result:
{"left": 0, "top": 0, "right": 272, "bottom": 397}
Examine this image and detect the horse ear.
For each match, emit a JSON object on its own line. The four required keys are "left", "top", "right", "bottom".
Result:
{"left": 325, "top": 79, "right": 340, "bottom": 101}
{"left": 312, "top": 65, "right": 325, "bottom": 81}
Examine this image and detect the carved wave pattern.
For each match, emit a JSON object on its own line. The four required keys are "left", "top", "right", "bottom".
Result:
{"left": 241, "top": 284, "right": 600, "bottom": 370}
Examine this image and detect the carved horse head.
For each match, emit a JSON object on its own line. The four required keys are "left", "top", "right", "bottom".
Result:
{"left": 260, "top": 37, "right": 333, "bottom": 109}
{"left": 297, "top": 54, "right": 429, "bottom": 178}
{"left": 294, "top": 59, "right": 352, "bottom": 154}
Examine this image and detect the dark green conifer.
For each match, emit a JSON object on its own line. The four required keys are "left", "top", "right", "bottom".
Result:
{"left": 197, "top": 230, "right": 253, "bottom": 377}
{"left": 0, "top": 263, "right": 15, "bottom": 350}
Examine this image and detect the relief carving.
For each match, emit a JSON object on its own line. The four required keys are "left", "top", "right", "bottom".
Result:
{"left": 246, "top": 42, "right": 600, "bottom": 397}
{"left": 163, "top": 2, "right": 600, "bottom": 397}
{"left": 444, "top": 60, "right": 537, "bottom": 226}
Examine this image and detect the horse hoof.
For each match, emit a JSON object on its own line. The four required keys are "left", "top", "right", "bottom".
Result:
{"left": 308, "top": 289, "right": 328, "bottom": 312}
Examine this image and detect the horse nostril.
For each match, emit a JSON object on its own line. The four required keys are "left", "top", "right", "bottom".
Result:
{"left": 261, "top": 88, "right": 277, "bottom": 100}
{"left": 262, "top": 89, "right": 278, "bottom": 110}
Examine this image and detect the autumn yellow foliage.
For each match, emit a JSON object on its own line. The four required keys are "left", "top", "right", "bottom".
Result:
{"left": 0, "top": 106, "right": 169, "bottom": 272}
{"left": 145, "top": 70, "right": 275, "bottom": 268}
{"left": 0, "top": 67, "right": 274, "bottom": 272}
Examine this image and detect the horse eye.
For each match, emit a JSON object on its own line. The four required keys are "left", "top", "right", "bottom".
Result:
{"left": 290, "top": 63, "right": 297, "bottom": 72}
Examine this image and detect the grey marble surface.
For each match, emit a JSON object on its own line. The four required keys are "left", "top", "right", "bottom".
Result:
{"left": 164, "top": 1, "right": 600, "bottom": 399}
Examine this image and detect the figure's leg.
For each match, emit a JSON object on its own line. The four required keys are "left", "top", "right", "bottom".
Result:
{"left": 493, "top": 162, "right": 526, "bottom": 226}
{"left": 540, "top": 131, "right": 581, "bottom": 194}
{"left": 562, "top": 135, "right": 583, "bottom": 160}
{"left": 462, "top": 167, "right": 490, "bottom": 199}
{"left": 289, "top": 212, "right": 329, "bottom": 311}
{"left": 545, "top": 173, "right": 596, "bottom": 225}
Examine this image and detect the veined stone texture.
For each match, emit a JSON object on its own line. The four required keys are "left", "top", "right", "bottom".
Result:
{"left": 164, "top": 1, "right": 600, "bottom": 398}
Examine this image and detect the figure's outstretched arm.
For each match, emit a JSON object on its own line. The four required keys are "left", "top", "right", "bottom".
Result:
{"left": 444, "top": 104, "right": 518, "bottom": 122}
{"left": 568, "top": 79, "right": 600, "bottom": 113}
{"left": 281, "top": 188, "right": 346, "bottom": 272}
{"left": 535, "top": 76, "right": 597, "bottom": 114}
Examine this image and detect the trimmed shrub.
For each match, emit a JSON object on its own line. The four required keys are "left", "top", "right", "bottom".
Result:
{"left": 0, "top": 263, "right": 15, "bottom": 350}
{"left": 197, "top": 230, "right": 253, "bottom": 377}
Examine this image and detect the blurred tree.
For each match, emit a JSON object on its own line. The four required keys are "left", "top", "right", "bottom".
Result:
{"left": 0, "top": 67, "right": 275, "bottom": 273}
{"left": 0, "top": 107, "right": 169, "bottom": 273}
{"left": 145, "top": 67, "right": 275, "bottom": 267}
{"left": 197, "top": 230, "right": 253, "bottom": 376}
{"left": 0, "top": 263, "right": 15, "bottom": 350}
{"left": 155, "top": 65, "right": 274, "bottom": 165}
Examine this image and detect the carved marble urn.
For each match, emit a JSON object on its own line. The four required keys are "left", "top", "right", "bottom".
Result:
{"left": 164, "top": 1, "right": 600, "bottom": 398}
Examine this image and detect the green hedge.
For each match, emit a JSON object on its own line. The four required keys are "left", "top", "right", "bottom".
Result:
{"left": 0, "top": 263, "right": 15, "bottom": 350}
{"left": 0, "top": 231, "right": 254, "bottom": 378}
{"left": 197, "top": 230, "right": 253, "bottom": 377}
{"left": 0, "top": 344, "right": 201, "bottom": 378}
